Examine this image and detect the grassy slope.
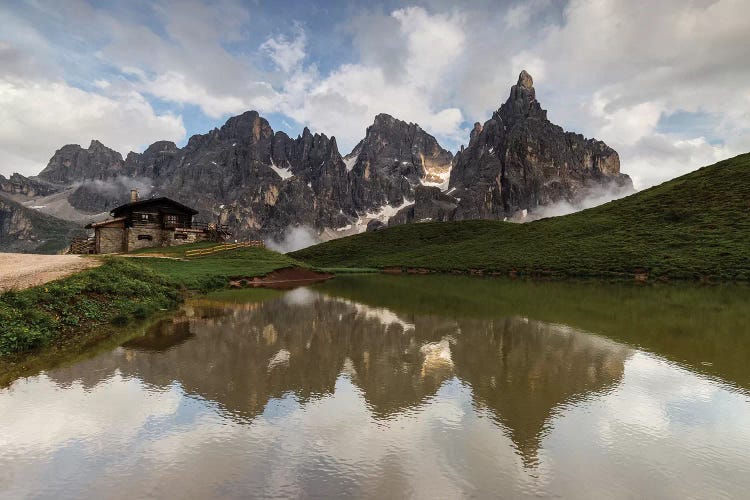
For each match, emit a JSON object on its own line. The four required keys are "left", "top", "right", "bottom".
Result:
{"left": 132, "top": 244, "right": 304, "bottom": 289}
{"left": 0, "top": 244, "right": 298, "bottom": 357}
{"left": 293, "top": 154, "right": 750, "bottom": 281}
{"left": 0, "top": 193, "right": 84, "bottom": 253}
{"left": 0, "top": 259, "right": 179, "bottom": 355}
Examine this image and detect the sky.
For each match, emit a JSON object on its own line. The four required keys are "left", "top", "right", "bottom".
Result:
{"left": 0, "top": 0, "right": 748, "bottom": 189}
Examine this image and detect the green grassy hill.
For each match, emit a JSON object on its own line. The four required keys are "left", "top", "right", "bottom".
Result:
{"left": 293, "top": 154, "right": 750, "bottom": 281}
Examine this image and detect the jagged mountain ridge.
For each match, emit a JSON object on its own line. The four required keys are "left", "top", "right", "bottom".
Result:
{"left": 6, "top": 70, "right": 631, "bottom": 244}
{"left": 27, "top": 111, "right": 453, "bottom": 239}
{"left": 390, "top": 71, "right": 633, "bottom": 225}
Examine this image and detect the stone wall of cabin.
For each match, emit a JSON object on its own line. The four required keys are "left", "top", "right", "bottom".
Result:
{"left": 125, "top": 227, "right": 210, "bottom": 252}
{"left": 126, "top": 226, "right": 167, "bottom": 252}
{"left": 97, "top": 227, "right": 125, "bottom": 254}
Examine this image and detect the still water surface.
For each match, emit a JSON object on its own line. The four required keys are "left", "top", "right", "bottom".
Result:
{"left": 1, "top": 275, "right": 750, "bottom": 498}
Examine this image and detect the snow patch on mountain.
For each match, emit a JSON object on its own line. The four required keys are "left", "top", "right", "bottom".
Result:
{"left": 421, "top": 168, "right": 451, "bottom": 190}
{"left": 270, "top": 161, "right": 294, "bottom": 180}
{"left": 343, "top": 154, "right": 358, "bottom": 172}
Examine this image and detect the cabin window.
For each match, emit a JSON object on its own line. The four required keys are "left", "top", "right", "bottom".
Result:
{"left": 135, "top": 213, "right": 154, "bottom": 224}
{"left": 174, "top": 233, "right": 188, "bottom": 240}
{"left": 165, "top": 215, "right": 178, "bottom": 226}
{"left": 137, "top": 234, "right": 153, "bottom": 241}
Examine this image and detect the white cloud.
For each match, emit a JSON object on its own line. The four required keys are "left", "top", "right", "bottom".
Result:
{"left": 138, "top": 71, "right": 280, "bottom": 119}
{"left": 391, "top": 7, "right": 466, "bottom": 93}
{"left": 275, "top": 7, "right": 468, "bottom": 152}
{"left": 592, "top": 96, "right": 664, "bottom": 146}
{"left": 522, "top": 0, "right": 750, "bottom": 187}
{"left": 0, "top": 77, "right": 185, "bottom": 177}
{"left": 261, "top": 24, "right": 307, "bottom": 73}
{"left": 279, "top": 63, "right": 466, "bottom": 150}
{"left": 1, "top": 0, "right": 749, "bottom": 186}
{"left": 618, "top": 135, "right": 737, "bottom": 189}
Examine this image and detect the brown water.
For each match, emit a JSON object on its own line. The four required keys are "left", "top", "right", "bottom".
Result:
{"left": 1, "top": 275, "right": 750, "bottom": 499}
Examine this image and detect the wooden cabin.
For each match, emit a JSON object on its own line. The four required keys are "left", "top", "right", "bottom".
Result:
{"left": 84, "top": 190, "right": 228, "bottom": 254}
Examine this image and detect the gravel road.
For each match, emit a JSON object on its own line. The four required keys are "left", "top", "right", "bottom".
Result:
{"left": 0, "top": 253, "right": 101, "bottom": 292}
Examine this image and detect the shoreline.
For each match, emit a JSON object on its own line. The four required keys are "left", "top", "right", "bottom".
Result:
{"left": 2, "top": 238, "right": 747, "bottom": 386}
{"left": 0, "top": 248, "right": 330, "bottom": 384}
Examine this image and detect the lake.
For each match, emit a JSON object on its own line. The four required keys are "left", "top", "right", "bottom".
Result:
{"left": 1, "top": 274, "right": 749, "bottom": 498}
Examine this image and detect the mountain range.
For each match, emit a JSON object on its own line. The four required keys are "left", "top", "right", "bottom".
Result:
{"left": 0, "top": 71, "right": 632, "bottom": 252}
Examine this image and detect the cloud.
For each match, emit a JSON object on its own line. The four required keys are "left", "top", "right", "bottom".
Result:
{"left": 0, "top": 76, "right": 185, "bottom": 177}
{"left": 275, "top": 7, "right": 468, "bottom": 152}
{"left": 617, "top": 134, "right": 737, "bottom": 189}
{"left": 520, "top": 183, "right": 633, "bottom": 221}
{"left": 1, "top": 0, "right": 749, "bottom": 187}
{"left": 391, "top": 7, "right": 466, "bottom": 93}
{"left": 261, "top": 24, "right": 307, "bottom": 73}
{"left": 521, "top": 0, "right": 750, "bottom": 187}
{"left": 101, "top": 0, "right": 281, "bottom": 120}
{"left": 265, "top": 225, "right": 319, "bottom": 253}
{"left": 279, "top": 62, "right": 466, "bottom": 150}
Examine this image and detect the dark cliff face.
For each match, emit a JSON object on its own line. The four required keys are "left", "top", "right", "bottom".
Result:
{"left": 31, "top": 111, "right": 454, "bottom": 240}
{"left": 393, "top": 70, "right": 633, "bottom": 225}
{"left": 37, "top": 111, "right": 354, "bottom": 238}
{"left": 0, "top": 173, "right": 60, "bottom": 198}
{"left": 267, "top": 128, "right": 353, "bottom": 232}
{"left": 348, "top": 113, "right": 453, "bottom": 211}
{"left": 26, "top": 76, "right": 631, "bottom": 242}
{"left": 38, "top": 140, "right": 125, "bottom": 184}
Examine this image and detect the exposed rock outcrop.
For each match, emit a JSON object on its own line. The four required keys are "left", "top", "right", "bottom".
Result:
{"left": 389, "top": 186, "right": 458, "bottom": 226}
{"left": 0, "top": 173, "right": 60, "bottom": 198}
{"left": 38, "top": 140, "right": 125, "bottom": 184}
{"left": 13, "top": 73, "right": 631, "bottom": 248}
{"left": 393, "top": 71, "right": 633, "bottom": 224}
{"left": 28, "top": 112, "right": 453, "bottom": 241}
{"left": 366, "top": 219, "right": 386, "bottom": 232}
{"left": 118, "top": 111, "right": 354, "bottom": 238}
{"left": 348, "top": 113, "right": 453, "bottom": 211}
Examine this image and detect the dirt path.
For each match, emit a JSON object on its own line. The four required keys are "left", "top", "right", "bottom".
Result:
{"left": 0, "top": 253, "right": 102, "bottom": 292}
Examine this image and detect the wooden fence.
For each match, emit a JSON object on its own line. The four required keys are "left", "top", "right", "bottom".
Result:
{"left": 184, "top": 241, "right": 264, "bottom": 257}
{"left": 69, "top": 237, "right": 95, "bottom": 254}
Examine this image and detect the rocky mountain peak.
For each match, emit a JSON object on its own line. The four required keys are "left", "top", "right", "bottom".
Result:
{"left": 88, "top": 139, "right": 107, "bottom": 150}
{"left": 392, "top": 72, "right": 633, "bottom": 227}
{"left": 218, "top": 110, "right": 272, "bottom": 143}
{"left": 38, "top": 140, "right": 124, "bottom": 184}
{"left": 348, "top": 113, "right": 453, "bottom": 210}
{"left": 0, "top": 173, "right": 59, "bottom": 198}
{"left": 372, "top": 113, "right": 405, "bottom": 128}
{"left": 143, "top": 140, "right": 178, "bottom": 155}
{"left": 499, "top": 69, "right": 544, "bottom": 122}
{"left": 517, "top": 69, "right": 534, "bottom": 89}
{"left": 23, "top": 87, "right": 634, "bottom": 247}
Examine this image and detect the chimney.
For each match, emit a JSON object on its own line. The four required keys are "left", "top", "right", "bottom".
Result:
{"left": 130, "top": 189, "right": 139, "bottom": 203}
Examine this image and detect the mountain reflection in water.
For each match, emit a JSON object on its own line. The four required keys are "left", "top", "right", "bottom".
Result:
{"left": 1, "top": 276, "right": 749, "bottom": 499}
{"left": 46, "top": 289, "right": 630, "bottom": 453}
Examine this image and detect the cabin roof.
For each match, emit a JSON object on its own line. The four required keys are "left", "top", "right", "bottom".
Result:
{"left": 110, "top": 197, "right": 199, "bottom": 217}
{"left": 85, "top": 216, "right": 127, "bottom": 229}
